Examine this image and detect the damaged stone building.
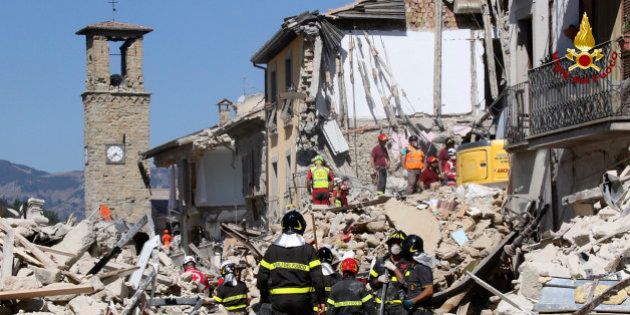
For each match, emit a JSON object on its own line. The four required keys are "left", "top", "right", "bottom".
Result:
{"left": 142, "top": 94, "right": 265, "bottom": 248}
{"left": 503, "top": 0, "right": 630, "bottom": 231}
{"left": 251, "top": 0, "right": 497, "bottom": 219}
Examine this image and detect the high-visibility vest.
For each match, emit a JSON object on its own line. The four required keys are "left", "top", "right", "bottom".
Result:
{"left": 311, "top": 166, "right": 330, "bottom": 189}
{"left": 405, "top": 146, "right": 425, "bottom": 170}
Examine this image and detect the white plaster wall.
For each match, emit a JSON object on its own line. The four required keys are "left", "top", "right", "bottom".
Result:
{"left": 552, "top": 0, "right": 580, "bottom": 54}
{"left": 195, "top": 147, "right": 245, "bottom": 207}
{"left": 532, "top": 0, "right": 551, "bottom": 67}
{"left": 332, "top": 29, "right": 485, "bottom": 119}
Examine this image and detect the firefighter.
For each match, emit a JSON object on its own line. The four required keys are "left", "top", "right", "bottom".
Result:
{"left": 368, "top": 230, "right": 410, "bottom": 314}
{"left": 371, "top": 133, "right": 390, "bottom": 195}
{"left": 326, "top": 257, "right": 375, "bottom": 315}
{"left": 181, "top": 256, "right": 210, "bottom": 292}
{"left": 161, "top": 229, "right": 172, "bottom": 251}
{"left": 401, "top": 235, "right": 434, "bottom": 315}
{"left": 313, "top": 246, "right": 341, "bottom": 313}
{"left": 331, "top": 177, "right": 350, "bottom": 207}
{"left": 213, "top": 261, "right": 249, "bottom": 314}
{"left": 257, "top": 210, "right": 326, "bottom": 314}
{"left": 307, "top": 155, "right": 334, "bottom": 205}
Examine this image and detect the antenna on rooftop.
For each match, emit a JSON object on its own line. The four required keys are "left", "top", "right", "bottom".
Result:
{"left": 108, "top": 0, "right": 119, "bottom": 21}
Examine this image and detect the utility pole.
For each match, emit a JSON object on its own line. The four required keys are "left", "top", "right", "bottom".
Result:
{"left": 482, "top": 1, "right": 499, "bottom": 100}
{"left": 433, "top": 0, "right": 443, "bottom": 117}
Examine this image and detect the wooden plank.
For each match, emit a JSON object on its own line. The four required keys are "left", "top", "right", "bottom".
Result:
{"left": 315, "top": 196, "right": 391, "bottom": 213}
{"left": 0, "top": 219, "right": 57, "bottom": 268}
{"left": 122, "top": 269, "right": 157, "bottom": 315}
{"left": 35, "top": 245, "right": 75, "bottom": 258}
{"left": 220, "top": 225, "right": 263, "bottom": 259}
{"left": 188, "top": 243, "right": 212, "bottom": 268}
{"left": 1, "top": 229, "right": 15, "bottom": 288}
{"left": 0, "top": 236, "right": 43, "bottom": 267}
{"left": 467, "top": 271, "right": 535, "bottom": 315}
{"left": 574, "top": 277, "right": 630, "bottom": 315}
{"left": 0, "top": 284, "right": 94, "bottom": 300}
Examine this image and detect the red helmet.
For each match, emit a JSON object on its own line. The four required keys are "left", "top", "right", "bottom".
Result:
{"left": 340, "top": 258, "right": 359, "bottom": 274}
{"left": 378, "top": 133, "right": 388, "bottom": 142}
{"left": 427, "top": 156, "right": 438, "bottom": 163}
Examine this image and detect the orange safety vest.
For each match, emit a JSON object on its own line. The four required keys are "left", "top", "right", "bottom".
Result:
{"left": 405, "top": 146, "right": 425, "bottom": 170}
{"left": 311, "top": 166, "right": 330, "bottom": 189}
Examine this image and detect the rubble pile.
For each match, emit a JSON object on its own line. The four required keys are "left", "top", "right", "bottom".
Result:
{"left": 218, "top": 183, "right": 509, "bottom": 309}
{"left": 0, "top": 216, "right": 221, "bottom": 315}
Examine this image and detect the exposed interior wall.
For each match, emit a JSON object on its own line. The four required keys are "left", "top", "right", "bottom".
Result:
{"left": 265, "top": 36, "right": 304, "bottom": 219}
{"left": 330, "top": 29, "right": 485, "bottom": 118}
{"left": 194, "top": 146, "right": 245, "bottom": 207}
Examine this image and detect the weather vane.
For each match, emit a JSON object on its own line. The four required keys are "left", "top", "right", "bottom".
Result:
{"left": 108, "top": 0, "right": 118, "bottom": 21}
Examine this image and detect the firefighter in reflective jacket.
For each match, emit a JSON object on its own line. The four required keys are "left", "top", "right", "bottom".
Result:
{"left": 368, "top": 230, "right": 410, "bottom": 314}
{"left": 326, "top": 257, "right": 374, "bottom": 315}
{"left": 313, "top": 246, "right": 341, "bottom": 312}
{"left": 401, "top": 235, "right": 434, "bottom": 315}
{"left": 307, "top": 155, "right": 334, "bottom": 205}
{"left": 213, "top": 261, "right": 248, "bottom": 313}
{"left": 257, "top": 210, "right": 326, "bottom": 314}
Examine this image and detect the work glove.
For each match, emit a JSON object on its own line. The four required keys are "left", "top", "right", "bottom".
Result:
{"left": 403, "top": 299, "right": 415, "bottom": 310}
{"left": 377, "top": 274, "right": 390, "bottom": 284}
{"left": 383, "top": 260, "right": 398, "bottom": 272}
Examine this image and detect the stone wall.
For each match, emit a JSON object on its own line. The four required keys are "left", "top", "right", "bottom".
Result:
{"left": 405, "top": 0, "right": 481, "bottom": 31}
{"left": 83, "top": 92, "right": 151, "bottom": 223}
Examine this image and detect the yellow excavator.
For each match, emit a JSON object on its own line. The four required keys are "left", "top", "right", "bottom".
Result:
{"left": 456, "top": 139, "right": 509, "bottom": 187}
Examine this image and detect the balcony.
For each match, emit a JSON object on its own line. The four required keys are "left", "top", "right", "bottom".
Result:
{"left": 525, "top": 40, "right": 630, "bottom": 148}
{"left": 504, "top": 82, "right": 530, "bottom": 148}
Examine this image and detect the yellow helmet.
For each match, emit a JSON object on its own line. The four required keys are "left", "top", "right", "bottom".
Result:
{"left": 312, "top": 155, "right": 325, "bottom": 163}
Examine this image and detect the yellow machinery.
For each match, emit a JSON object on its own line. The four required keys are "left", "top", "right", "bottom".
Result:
{"left": 456, "top": 139, "right": 509, "bottom": 186}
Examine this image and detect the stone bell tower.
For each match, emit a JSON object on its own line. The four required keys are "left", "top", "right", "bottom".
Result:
{"left": 77, "top": 21, "right": 152, "bottom": 222}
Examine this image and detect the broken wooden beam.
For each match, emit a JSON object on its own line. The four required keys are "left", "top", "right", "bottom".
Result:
{"left": 88, "top": 214, "right": 148, "bottom": 275}
{"left": 188, "top": 243, "right": 213, "bottom": 269}
{"left": 149, "top": 297, "right": 213, "bottom": 306}
{"left": 35, "top": 245, "right": 75, "bottom": 258}
{"left": 97, "top": 266, "right": 139, "bottom": 280}
{"left": 317, "top": 196, "right": 391, "bottom": 213}
{"left": 222, "top": 223, "right": 262, "bottom": 237}
{"left": 561, "top": 187, "right": 603, "bottom": 206}
{"left": 220, "top": 225, "right": 263, "bottom": 260}
{"left": 573, "top": 276, "right": 630, "bottom": 315}
{"left": 121, "top": 268, "right": 157, "bottom": 315}
{"left": 0, "top": 236, "right": 43, "bottom": 267}
{"left": 0, "top": 219, "right": 57, "bottom": 268}
{"left": 0, "top": 284, "right": 94, "bottom": 300}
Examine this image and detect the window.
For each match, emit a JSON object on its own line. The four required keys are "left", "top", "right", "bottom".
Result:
{"left": 285, "top": 55, "right": 293, "bottom": 90}
{"left": 270, "top": 70, "right": 278, "bottom": 103}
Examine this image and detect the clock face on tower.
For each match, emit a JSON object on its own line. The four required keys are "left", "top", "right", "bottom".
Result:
{"left": 106, "top": 144, "right": 126, "bottom": 164}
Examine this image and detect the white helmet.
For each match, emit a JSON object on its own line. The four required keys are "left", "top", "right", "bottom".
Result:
{"left": 183, "top": 255, "right": 196, "bottom": 265}
{"left": 448, "top": 148, "right": 456, "bottom": 157}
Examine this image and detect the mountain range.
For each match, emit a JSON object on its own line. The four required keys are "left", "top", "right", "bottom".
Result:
{"left": 0, "top": 159, "right": 169, "bottom": 220}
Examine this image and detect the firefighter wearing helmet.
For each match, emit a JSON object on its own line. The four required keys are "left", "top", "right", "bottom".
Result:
{"left": 326, "top": 257, "right": 375, "bottom": 314}
{"left": 256, "top": 210, "right": 326, "bottom": 314}
{"left": 213, "top": 261, "right": 249, "bottom": 313}
{"left": 371, "top": 133, "right": 390, "bottom": 195}
{"left": 369, "top": 230, "right": 411, "bottom": 314}
{"left": 307, "top": 154, "right": 334, "bottom": 205}
{"left": 401, "top": 235, "right": 434, "bottom": 315}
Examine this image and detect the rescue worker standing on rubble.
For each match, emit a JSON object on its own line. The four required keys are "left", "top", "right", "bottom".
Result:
{"left": 401, "top": 135, "right": 426, "bottom": 195}
{"left": 401, "top": 235, "right": 434, "bottom": 315}
{"left": 437, "top": 138, "right": 455, "bottom": 173}
{"left": 161, "top": 229, "right": 172, "bottom": 251}
{"left": 371, "top": 133, "right": 390, "bottom": 195}
{"left": 307, "top": 155, "right": 334, "bottom": 205}
{"left": 213, "top": 261, "right": 249, "bottom": 314}
{"left": 181, "top": 256, "right": 210, "bottom": 292}
{"left": 257, "top": 210, "right": 326, "bottom": 314}
{"left": 326, "top": 257, "right": 375, "bottom": 315}
{"left": 368, "top": 230, "right": 410, "bottom": 314}
{"left": 442, "top": 148, "right": 457, "bottom": 186}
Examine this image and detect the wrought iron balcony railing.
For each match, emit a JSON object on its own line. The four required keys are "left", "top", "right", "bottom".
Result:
{"left": 504, "top": 82, "right": 529, "bottom": 146}
{"left": 528, "top": 40, "right": 629, "bottom": 135}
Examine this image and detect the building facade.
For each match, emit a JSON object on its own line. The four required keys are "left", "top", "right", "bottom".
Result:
{"left": 77, "top": 22, "right": 152, "bottom": 222}
{"left": 503, "top": 0, "right": 630, "bottom": 231}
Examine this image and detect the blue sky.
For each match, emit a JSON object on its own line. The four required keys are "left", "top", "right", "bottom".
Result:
{"left": 0, "top": 0, "right": 348, "bottom": 172}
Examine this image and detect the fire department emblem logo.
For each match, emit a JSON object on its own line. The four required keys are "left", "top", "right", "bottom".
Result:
{"left": 566, "top": 13, "right": 603, "bottom": 71}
